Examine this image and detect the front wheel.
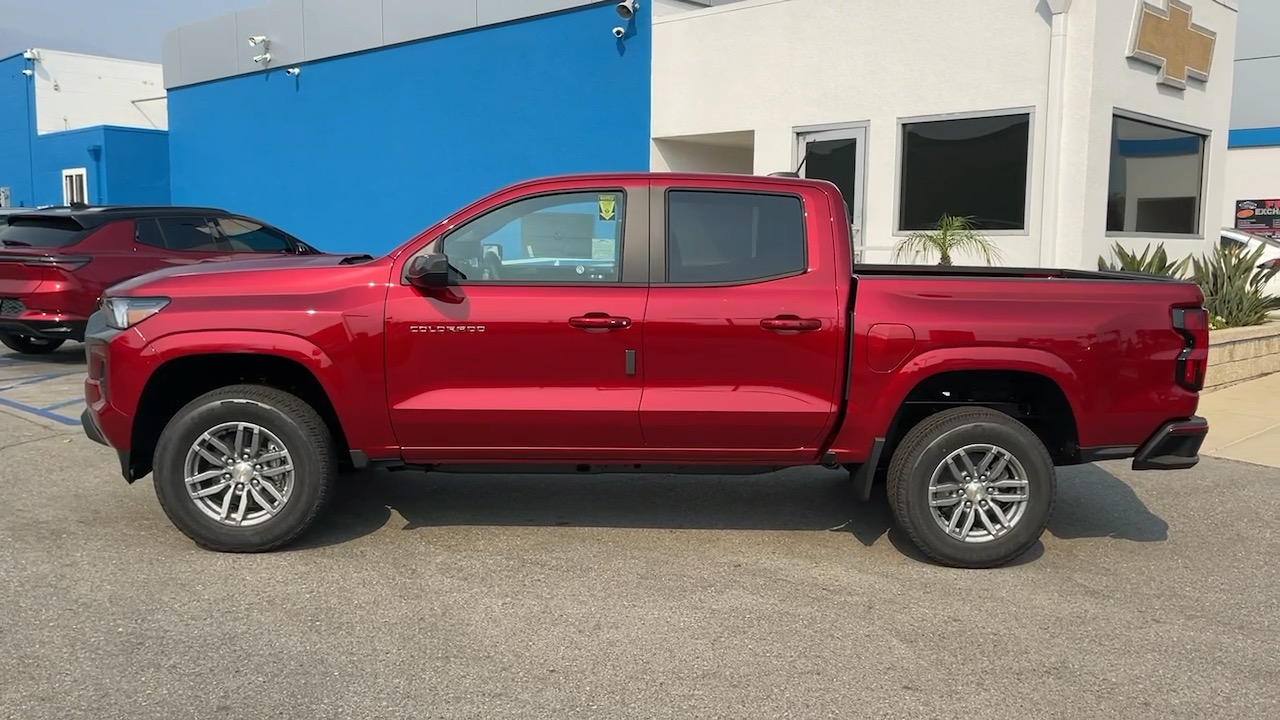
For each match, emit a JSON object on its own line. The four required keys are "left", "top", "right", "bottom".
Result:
{"left": 151, "top": 384, "right": 339, "bottom": 552}
{"left": 886, "top": 407, "right": 1055, "bottom": 569}
{"left": 0, "top": 333, "right": 65, "bottom": 355}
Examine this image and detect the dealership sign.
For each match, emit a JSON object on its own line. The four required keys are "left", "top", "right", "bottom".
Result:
{"left": 1235, "top": 199, "right": 1280, "bottom": 237}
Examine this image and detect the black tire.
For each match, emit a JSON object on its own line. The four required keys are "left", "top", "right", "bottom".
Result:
{"left": 0, "top": 333, "right": 65, "bottom": 355}
{"left": 152, "top": 384, "right": 338, "bottom": 552}
{"left": 886, "top": 407, "right": 1055, "bottom": 569}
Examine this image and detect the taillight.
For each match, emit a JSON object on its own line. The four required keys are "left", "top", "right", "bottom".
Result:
{"left": 1171, "top": 306, "right": 1209, "bottom": 392}
{"left": 21, "top": 256, "right": 92, "bottom": 272}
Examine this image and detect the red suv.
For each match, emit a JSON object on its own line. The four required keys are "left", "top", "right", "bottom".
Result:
{"left": 0, "top": 206, "right": 323, "bottom": 354}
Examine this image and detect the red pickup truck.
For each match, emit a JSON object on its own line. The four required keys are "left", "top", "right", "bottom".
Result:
{"left": 80, "top": 172, "right": 1210, "bottom": 568}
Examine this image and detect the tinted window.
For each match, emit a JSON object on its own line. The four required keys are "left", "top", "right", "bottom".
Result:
{"left": 214, "top": 217, "right": 294, "bottom": 253}
{"left": 135, "top": 219, "right": 166, "bottom": 249}
{"left": 0, "top": 217, "right": 87, "bottom": 248}
{"left": 157, "top": 217, "right": 223, "bottom": 252}
{"left": 666, "top": 190, "right": 806, "bottom": 284}
{"left": 899, "top": 114, "right": 1031, "bottom": 231}
{"left": 440, "top": 190, "right": 624, "bottom": 283}
{"left": 1107, "top": 115, "right": 1206, "bottom": 235}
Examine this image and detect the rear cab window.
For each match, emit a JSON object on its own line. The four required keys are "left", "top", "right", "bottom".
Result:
{"left": 0, "top": 216, "right": 90, "bottom": 248}
{"left": 665, "top": 190, "right": 807, "bottom": 284}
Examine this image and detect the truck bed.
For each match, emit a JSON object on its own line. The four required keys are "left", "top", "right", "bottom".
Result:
{"left": 855, "top": 264, "right": 1185, "bottom": 283}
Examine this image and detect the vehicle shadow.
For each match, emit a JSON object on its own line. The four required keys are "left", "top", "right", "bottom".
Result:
{"left": 291, "top": 462, "right": 1169, "bottom": 564}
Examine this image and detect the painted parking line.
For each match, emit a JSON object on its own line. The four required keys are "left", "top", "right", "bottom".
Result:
{"left": 41, "top": 398, "right": 87, "bottom": 412}
{"left": 0, "top": 395, "right": 81, "bottom": 426}
{"left": 0, "top": 371, "right": 82, "bottom": 392}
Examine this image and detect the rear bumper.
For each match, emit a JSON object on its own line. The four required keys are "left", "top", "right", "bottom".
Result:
{"left": 0, "top": 317, "right": 87, "bottom": 342}
{"left": 1132, "top": 416, "right": 1208, "bottom": 471}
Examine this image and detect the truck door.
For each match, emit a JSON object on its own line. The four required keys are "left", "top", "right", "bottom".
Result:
{"left": 639, "top": 181, "right": 841, "bottom": 458}
{"left": 383, "top": 183, "right": 650, "bottom": 461}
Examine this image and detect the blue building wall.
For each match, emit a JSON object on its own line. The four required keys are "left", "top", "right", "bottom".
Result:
{"left": 102, "top": 127, "right": 171, "bottom": 205}
{"left": 167, "top": 3, "right": 653, "bottom": 255}
{"left": 0, "top": 53, "right": 171, "bottom": 208}
{"left": 0, "top": 53, "right": 36, "bottom": 206}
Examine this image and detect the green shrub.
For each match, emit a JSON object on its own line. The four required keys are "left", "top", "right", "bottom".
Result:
{"left": 1097, "top": 241, "right": 1191, "bottom": 278}
{"left": 1190, "top": 242, "right": 1280, "bottom": 330}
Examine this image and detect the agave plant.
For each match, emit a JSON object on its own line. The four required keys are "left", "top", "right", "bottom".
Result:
{"left": 894, "top": 215, "right": 1003, "bottom": 266}
{"left": 1097, "top": 242, "right": 1191, "bottom": 279}
{"left": 1189, "top": 241, "right": 1280, "bottom": 329}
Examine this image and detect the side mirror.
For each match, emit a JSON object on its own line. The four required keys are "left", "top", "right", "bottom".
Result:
{"left": 406, "top": 252, "right": 451, "bottom": 289}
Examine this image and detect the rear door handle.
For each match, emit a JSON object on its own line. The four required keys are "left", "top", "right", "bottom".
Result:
{"left": 760, "top": 315, "right": 822, "bottom": 332}
{"left": 569, "top": 312, "right": 631, "bottom": 331}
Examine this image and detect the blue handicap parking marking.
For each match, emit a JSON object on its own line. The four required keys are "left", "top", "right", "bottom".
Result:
{"left": 0, "top": 357, "right": 86, "bottom": 427}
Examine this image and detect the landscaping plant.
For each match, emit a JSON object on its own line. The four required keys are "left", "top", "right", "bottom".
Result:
{"left": 894, "top": 214, "right": 1003, "bottom": 266}
{"left": 1097, "top": 241, "right": 1191, "bottom": 279}
{"left": 1189, "top": 241, "right": 1280, "bottom": 330}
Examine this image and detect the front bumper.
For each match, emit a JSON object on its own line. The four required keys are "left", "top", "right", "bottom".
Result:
{"left": 81, "top": 406, "right": 133, "bottom": 482}
{"left": 1132, "top": 416, "right": 1208, "bottom": 471}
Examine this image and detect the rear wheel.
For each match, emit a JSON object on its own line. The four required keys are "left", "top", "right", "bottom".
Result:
{"left": 0, "top": 333, "right": 65, "bottom": 355}
{"left": 151, "top": 384, "right": 338, "bottom": 552}
{"left": 886, "top": 407, "right": 1055, "bottom": 569}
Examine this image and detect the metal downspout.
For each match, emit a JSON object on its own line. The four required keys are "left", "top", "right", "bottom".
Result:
{"left": 1040, "top": 0, "right": 1072, "bottom": 267}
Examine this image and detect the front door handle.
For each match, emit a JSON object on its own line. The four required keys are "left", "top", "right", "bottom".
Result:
{"left": 760, "top": 315, "right": 822, "bottom": 332}
{"left": 569, "top": 312, "right": 631, "bottom": 331}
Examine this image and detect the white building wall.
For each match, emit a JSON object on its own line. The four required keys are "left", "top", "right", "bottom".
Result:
{"left": 1222, "top": 145, "right": 1280, "bottom": 227}
{"left": 652, "top": 0, "right": 1238, "bottom": 270}
{"left": 1071, "top": 0, "right": 1237, "bottom": 270}
{"left": 30, "top": 49, "right": 167, "bottom": 135}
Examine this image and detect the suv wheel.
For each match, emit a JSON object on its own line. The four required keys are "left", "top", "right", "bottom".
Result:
{"left": 886, "top": 407, "right": 1055, "bottom": 569}
{"left": 0, "top": 333, "right": 65, "bottom": 355}
{"left": 152, "top": 384, "right": 338, "bottom": 552}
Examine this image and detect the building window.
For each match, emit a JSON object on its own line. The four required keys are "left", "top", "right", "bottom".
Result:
{"left": 898, "top": 113, "right": 1031, "bottom": 232}
{"left": 666, "top": 190, "right": 806, "bottom": 284}
{"left": 61, "top": 168, "right": 88, "bottom": 206}
{"left": 440, "top": 190, "right": 625, "bottom": 283}
{"left": 1106, "top": 115, "right": 1206, "bottom": 235}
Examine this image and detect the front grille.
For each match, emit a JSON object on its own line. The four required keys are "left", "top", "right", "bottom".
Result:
{"left": 0, "top": 297, "right": 24, "bottom": 316}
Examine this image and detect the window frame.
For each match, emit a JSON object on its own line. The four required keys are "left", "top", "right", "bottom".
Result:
{"left": 61, "top": 167, "right": 88, "bottom": 206}
{"left": 892, "top": 107, "right": 1036, "bottom": 237}
{"left": 406, "top": 186, "right": 647, "bottom": 287}
{"left": 1104, "top": 108, "right": 1210, "bottom": 241}
{"left": 653, "top": 187, "right": 810, "bottom": 287}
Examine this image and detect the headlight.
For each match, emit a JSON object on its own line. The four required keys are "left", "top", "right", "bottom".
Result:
{"left": 102, "top": 296, "right": 170, "bottom": 330}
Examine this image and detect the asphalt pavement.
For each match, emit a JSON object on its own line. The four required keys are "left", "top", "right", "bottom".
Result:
{"left": 1, "top": 344, "right": 1278, "bottom": 719}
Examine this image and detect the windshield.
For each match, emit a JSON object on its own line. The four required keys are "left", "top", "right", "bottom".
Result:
{"left": 0, "top": 217, "right": 88, "bottom": 248}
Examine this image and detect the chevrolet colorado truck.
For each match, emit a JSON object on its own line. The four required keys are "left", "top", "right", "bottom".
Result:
{"left": 80, "top": 172, "right": 1210, "bottom": 568}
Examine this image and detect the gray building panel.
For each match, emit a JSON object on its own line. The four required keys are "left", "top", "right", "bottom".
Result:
{"left": 161, "top": 30, "right": 183, "bottom": 89}
{"left": 236, "top": 0, "right": 306, "bottom": 73}
{"left": 178, "top": 14, "right": 241, "bottom": 87}
{"left": 1230, "top": 56, "right": 1280, "bottom": 129}
{"left": 163, "top": 0, "right": 602, "bottom": 89}
{"left": 1235, "top": 0, "right": 1280, "bottom": 60}
{"left": 477, "top": 0, "right": 591, "bottom": 26}
{"left": 384, "top": 0, "right": 479, "bottom": 48}
{"left": 302, "top": 0, "right": 385, "bottom": 61}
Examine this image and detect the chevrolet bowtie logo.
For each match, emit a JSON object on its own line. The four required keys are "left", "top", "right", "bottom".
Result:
{"left": 1129, "top": 0, "right": 1216, "bottom": 90}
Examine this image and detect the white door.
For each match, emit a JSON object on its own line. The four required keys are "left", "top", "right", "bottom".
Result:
{"left": 796, "top": 125, "right": 867, "bottom": 264}
{"left": 61, "top": 168, "right": 87, "bottom": 206}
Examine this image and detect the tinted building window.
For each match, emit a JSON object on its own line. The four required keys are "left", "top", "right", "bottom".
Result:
{"left": 1106, "top": 116, "right": 1206, "bottom": 235}
{"left": 899, "top": 114, "right": 1031, "bottom": 231}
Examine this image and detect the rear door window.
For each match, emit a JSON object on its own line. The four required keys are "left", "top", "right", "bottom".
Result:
{"left": 0, "top": 216, "right": 89, "bottom": 248}
{"left": 665, "top": 190, "right": 807, "bottom": 284}
{"left": 154, "top": 217, "right": 225, "bottom": 252}
{"left": 211, "top": 217, "right": 295, "bottom": 253}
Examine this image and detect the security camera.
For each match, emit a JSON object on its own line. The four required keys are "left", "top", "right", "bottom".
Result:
{"left": 248, "top": 35, "right": 268, "bottom": 47}
{"left": 285, "top": 67, "right": 300, "bottom": 76}
{"left": 253, "top": 52, "right": 272, "bottom": 64}
{"left": 22, "top": 49, "right": 36, "bottom": 60}
{"left": 612, "top": 26, "right": 625, "bottom": 38}
{"left": 615, "top": 0, "right": 639, "bottom": 19}
{"left": 21, "top": 69, "right": 33, "bottom": 77}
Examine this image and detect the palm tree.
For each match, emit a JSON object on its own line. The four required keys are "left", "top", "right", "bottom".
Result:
{"left": 893, "top": 214, "right": 1003, "bottom": 266}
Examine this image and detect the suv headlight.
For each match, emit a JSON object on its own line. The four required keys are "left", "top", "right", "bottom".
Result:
{"left": 102, "top": 296, "right": 170, "bottom": 330}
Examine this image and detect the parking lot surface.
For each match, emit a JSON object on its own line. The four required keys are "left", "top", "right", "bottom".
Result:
{"left": 2, "top": 345, "right": 1278, "bottom": 719}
